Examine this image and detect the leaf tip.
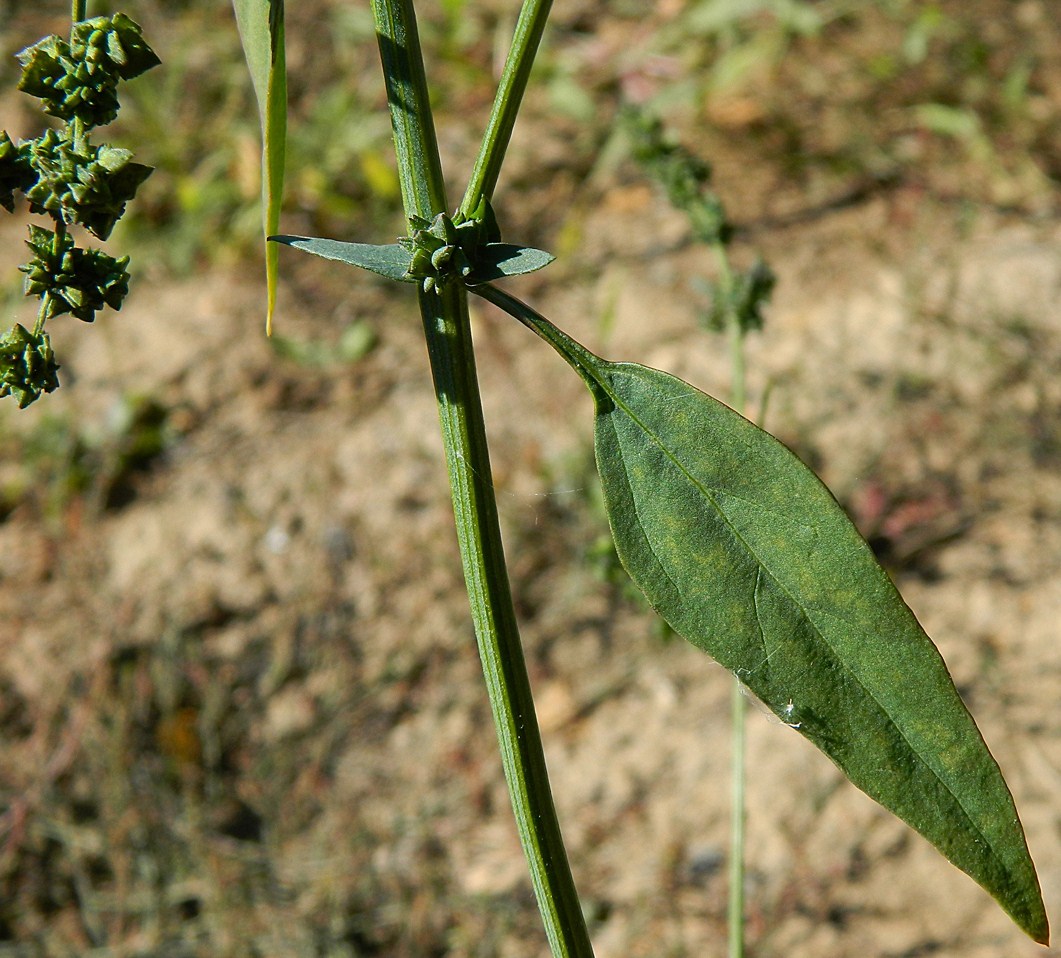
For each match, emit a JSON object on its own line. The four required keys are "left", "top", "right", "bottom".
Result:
{"left": 1006, "top": 860, "right": 1049, "bottom": 945}
{"left": 1026, "top": 911, "right": 1049, "bottom": 947}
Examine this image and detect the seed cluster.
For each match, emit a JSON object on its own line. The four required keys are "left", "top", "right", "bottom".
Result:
{"left": 399, "top": 199, "right": 502, "bottom": 294}
{"left": 0, "top": 13, "right": 158, "bottom": 407}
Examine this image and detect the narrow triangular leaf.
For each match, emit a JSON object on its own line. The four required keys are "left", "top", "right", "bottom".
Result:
{"left": 232, "top": 0, "right": 287, "bottom": 333}
{"left": 271, "top": 235, "right": 415, "bottom": 282}
{"left": 469, "top": 244, "right": 554, "bottom": 282}
{"left": 475, "top": 284, "right": 1049, "bottom": 945}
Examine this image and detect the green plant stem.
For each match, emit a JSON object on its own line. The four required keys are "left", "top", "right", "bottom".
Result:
{"left": 472, "top": 284, "right": 597, "bottom": 378}
{"left": 33, "top": 222, "right": 68, "bottom": 337}
{"left": 370, "top": 2, "right": 593, "bottom": 955}
{"left": 728, "top": 660, "right": 747, "bottom": 958}
{"left": 72, "top": 0, "right": 87, "bottom": 22}
{"left": 33, "top": 297, "right": 51, "bottom": 338}
{"left": 716, "top": 240, "right": 747, "bottom": 958}
{"left": 420, "top": 287, "right": 594, "bottom": 958}
{"left": 720, "top": 266, "right": 745, "bottom": 417}
{"left": 371, "top": 0, "right": 445, "bottom": 220}
{"left": 458, "top": 0, "right": 553, "bottom": 219}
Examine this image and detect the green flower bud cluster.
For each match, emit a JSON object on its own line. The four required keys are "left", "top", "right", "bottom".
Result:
{"left": 21, "top": 225, "right": 130, "bottom": 323}
{"left": 17, "top": 13, "right": 160, "bottom": 128}
{"left": 623, "top": 108, "right": 731, "bottom": 247}
{"left": 702, "top": 257, "right": 775, "bottom": 335}
{"left": 0, "top": 324, "right": 60, "bottom": 409}
{"left": 22, "top": 129, "right": 151, "bottom": 240}
{"left": 623, "top": 106, "right": 774, "bottom": 337}
{"left": 399, "top": 199, "right": 502, "bottom": 294}
{"left": 0, "top": 13, "right": 157, "bottom": 407}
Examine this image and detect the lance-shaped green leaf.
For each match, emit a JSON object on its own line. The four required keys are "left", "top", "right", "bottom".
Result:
{"left": 272, "top": 234, "right": 553, "bottom": 285}
{"left": 232, "top": 0, "right": 287, "bottom": 334}
{"left": 467, "top": 244, "right": 554, "bottom": 283}
{"left": 474, "top": 282, "right": 1049, "bottom": 946}
{"left": 271, "top": 235, "right": 415, "bottom": 282}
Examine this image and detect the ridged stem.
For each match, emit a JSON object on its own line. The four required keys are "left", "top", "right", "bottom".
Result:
{"left": 370, "top": 2, "right": 593, "bottom": 955}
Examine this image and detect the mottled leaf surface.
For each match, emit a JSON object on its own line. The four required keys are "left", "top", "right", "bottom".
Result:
{"left": 475, "top": 283, "right": 1049, "bottom": 945}
{"left": 271, "top": 236, "right": 415, "bottom": 281}
{"left": 232, "top": 0, "right": 286, "bottom": 333}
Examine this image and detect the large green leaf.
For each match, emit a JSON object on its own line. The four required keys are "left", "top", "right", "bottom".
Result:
{"left": 232, "top": 0, "right": 287, "bottom": 334}
{"left": 475, "top": 283, "right": 1049, "bottom": 945}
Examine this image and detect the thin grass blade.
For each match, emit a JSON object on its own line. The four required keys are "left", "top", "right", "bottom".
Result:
{"left": 232, "top": 0, "right": 287, "bottom": 333}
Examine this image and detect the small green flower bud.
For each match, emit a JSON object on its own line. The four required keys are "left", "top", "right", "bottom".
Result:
{"left": 15, "top": 35, "right": 69, "bottom": 101}
{"left": 0, "top": 132, "right": 36, "bottom": 212}
{"left": 0, "top": 323, "right": 60, "bottom": 408}
{"left": 430, "top": 245, "right": 454, "bottom": 270}
{"left": 453, "top": 196, "right": 502, "bottom": 246}
{"left": 72, "top": 14, "right": 160, "bottom": 82}
{"left": 24, "top": 129, "right": 152, "bottom": 239}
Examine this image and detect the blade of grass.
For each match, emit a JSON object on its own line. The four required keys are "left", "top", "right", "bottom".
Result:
{"left": 722, "top": 254, "right": 747, "bottom": 958}
{"left": 232, "top": 0, "right": 287, "bottom": 334}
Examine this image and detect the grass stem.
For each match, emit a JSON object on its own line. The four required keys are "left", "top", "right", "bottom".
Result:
{"left": 728, "top": 675, "right": 747, "bottom": 958}
{"left": 716, "top": 239, "right": 747, "bottom": 958}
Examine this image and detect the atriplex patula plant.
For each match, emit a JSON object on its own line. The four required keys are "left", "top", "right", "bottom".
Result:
{"left": 3, "top": 2, "right": 1051, "bottom": 955}
{"left": 241, "top": 2, "right": 1050, "bottom": 952}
